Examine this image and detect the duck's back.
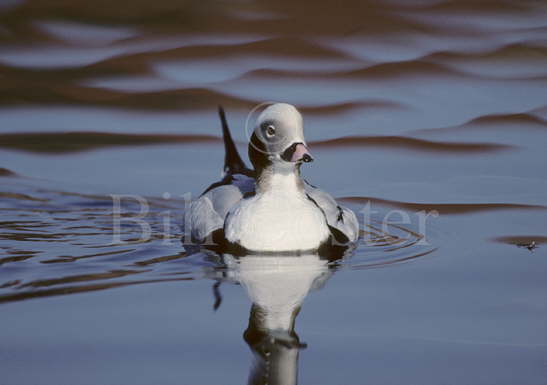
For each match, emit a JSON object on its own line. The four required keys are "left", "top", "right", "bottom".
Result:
{"left": 187, "top": 173, "right": 254, "bottom": 243}
{"left": 304, "top": 181, "right": 359, "bottom": 244}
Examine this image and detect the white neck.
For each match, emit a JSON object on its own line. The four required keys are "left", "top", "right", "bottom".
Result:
{"left": 257, "top": 165, "right": 303, "bottom": 195}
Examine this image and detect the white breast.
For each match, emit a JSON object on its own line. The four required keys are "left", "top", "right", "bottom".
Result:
{"left": 225, "top": 174, "right": 330, "bottom": 252}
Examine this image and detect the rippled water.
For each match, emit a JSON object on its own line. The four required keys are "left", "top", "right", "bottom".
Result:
{"left": 0, "top": 181, "right": 435, "bottom": 303}
{"left": 1, "top": 0, "right": 547, "bottom": 384}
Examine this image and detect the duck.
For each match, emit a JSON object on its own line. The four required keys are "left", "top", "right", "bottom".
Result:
{"left": 186, "top": 103, "right": 358, "bottom": 254}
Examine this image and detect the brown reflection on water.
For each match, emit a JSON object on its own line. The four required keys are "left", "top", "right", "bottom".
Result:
{"left": 492, "top": 235, "right": 547, "bottom": 247}
{"left": 0, "top": 132, "right": 220, "bottom": 153}
{"left": 341, "top": 196, "right": 547, "bottom": 216}
{"left": 0, "top": 131, "right": 515, "bottom": 154}
{"left": 311, "top": 136, "right": 513, "bottom": 153}
{"left": 1, "top": 0, "right": 545, "bottom": 110}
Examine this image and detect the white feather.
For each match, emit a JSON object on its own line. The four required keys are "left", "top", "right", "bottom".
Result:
{"left": 225, "top": 172, "right": 330, "bottom": 251}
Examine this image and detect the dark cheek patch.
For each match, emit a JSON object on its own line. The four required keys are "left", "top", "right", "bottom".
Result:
{"left": 248, "top": 132, "right": 272, "bottom": 174}
{"left": 281, "top": 143, "right": 298, "bottom": 162}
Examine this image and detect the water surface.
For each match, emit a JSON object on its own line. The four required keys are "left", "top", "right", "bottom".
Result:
{"left": 1, "top": 0, "right": 547, "bottom": 384}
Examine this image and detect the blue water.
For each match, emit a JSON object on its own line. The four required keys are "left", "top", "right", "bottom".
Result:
{"left": 1, "top": 0, "right": 547, "bottom": 383}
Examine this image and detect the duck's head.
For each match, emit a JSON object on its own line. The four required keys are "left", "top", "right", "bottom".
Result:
{"left": 248, "top": 103, "right": 313, "bottom": 174}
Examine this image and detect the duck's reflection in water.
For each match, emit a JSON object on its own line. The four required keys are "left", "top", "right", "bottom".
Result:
{"left": 221, "top": 253, "right": 335, "bottom": 385}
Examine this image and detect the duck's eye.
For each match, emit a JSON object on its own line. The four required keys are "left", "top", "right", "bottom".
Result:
{"left": 265, "top": 124, "right": 276, "bottom": 138}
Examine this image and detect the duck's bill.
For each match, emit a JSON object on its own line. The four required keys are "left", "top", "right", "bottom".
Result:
{"left": 290, "top": 143, "right": 314, "bottom": 163}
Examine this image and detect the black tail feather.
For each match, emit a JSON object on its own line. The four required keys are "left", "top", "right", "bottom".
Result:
{"left": 218, "top": 106, "right": 249, "bottom": 176}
